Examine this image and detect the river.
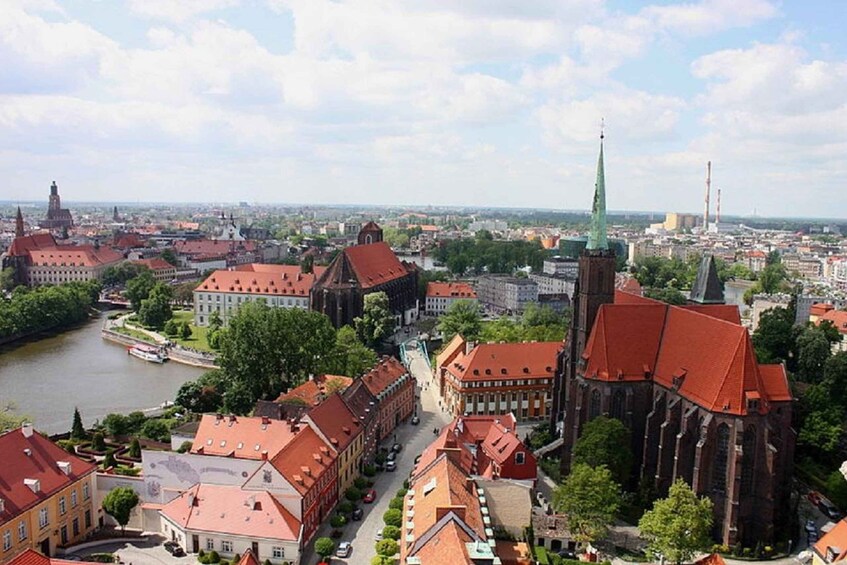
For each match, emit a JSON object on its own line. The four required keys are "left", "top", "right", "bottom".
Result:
{"left": 0, "top": 313, "right": 204, "bottom": 435}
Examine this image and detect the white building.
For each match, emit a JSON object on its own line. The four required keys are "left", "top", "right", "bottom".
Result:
{"left": 425, "top": 282, "right": 478, "bottom": 315}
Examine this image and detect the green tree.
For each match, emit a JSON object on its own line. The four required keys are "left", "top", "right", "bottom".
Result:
{"left": 70, "top": 407, "right": 86, "bottom": 440}
{"left": 572, "top": 416, "right": 633, "bottom": 485}
{"left": 522, "top": 303, "right": 562, "bottom": 327}
{"left": 381, "top": 525, "right": 401, "bottom": 540}
{"left": 180, "top": 321, "right": 193, "bottom": 340}
{"left": 371, "top": 556, "right": 394, "bottom": 565}
{"left": 0, "top": 267, "right": 16, "bottom": 292}
{"left": 552, "top": 463, "right": 621, "bottom": 544}
{"left": 383, "top": 508, "right": 403, "bottom": 528}
{"left": 798, "top": 411, "right": 843, "bottom": 455}
{"left": 758, "top": 262, "right": 788, "bottom": 294}
{"left": 827, "top": 470, "right": 847, "bottom": 510}
{"left": 314, "top": 537, "right": 335, "bottom": 560}
{"left": 128, "top": 437, "right": 141, "bottom": 458}
{"left": 140, "top": 419, "right": 170, "bottom": 442}
{"left": 355, "top": 292, "right": 396, "bottom": 347}
{"left": 752, "top": 306, "right": 799, "bottom": 367}
{"left": 163, "top": 319, "right": 179, "bottom": 337}
{"left": 638, "top": 479, "right": 714, "bottom": 565}
{"left": 102, "top": 413, "right": 129, "bottom": 437}
{"left": 0, "top": 402, "right": 28, "bottom": 433}
{"left": 389, "top": 497, "right": 404, "bottom": 510}
{"left": 375, "top": 539, "right": 399, "bottom": 557}
{"left": 103, "top": 450, "right": 117, "bottom": 469}
{"left": 823, "top": 351, "right": 847, "bottom": 402}
{"left": 437, "top": 299, "right": 482, "bottom": 342}
{"left": 125, "top": 270, "right": 156, "bottom": 311}
{"left": 159, "top": 248, "right": 178, "bottom": 266}
{"left": 102, "top": 262, "right": 149, "bottom": 286}
{"left": 101, "top": 487, "right": 139, "bottom": 533}
{"left": 137, "top": 283, "right": 173, "bottom": 329}
{"left": 328, "top": 325, "right": 378, "bottom": 377}
{"left": 643, "top": 287, "right": 688, "bottom": 306}
{"left": 796, "top": 326, "right": 833, "bottom": 382}
{"left": 208, "top": 310, "right": 223, "bottom": 333}
{"left": 91, "top": 431, "right": 107, "bottom": 452}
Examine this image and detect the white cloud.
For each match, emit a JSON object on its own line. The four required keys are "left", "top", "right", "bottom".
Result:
{"left": 128, "top": 0, "right": 240, "bottom": 24}
{"left": 642, "top": 0, "right": 778, "bottom": 36}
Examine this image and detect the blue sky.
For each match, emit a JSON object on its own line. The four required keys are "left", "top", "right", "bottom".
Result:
{"left": 0, "top": 0, "right": 845, "bottom": 217}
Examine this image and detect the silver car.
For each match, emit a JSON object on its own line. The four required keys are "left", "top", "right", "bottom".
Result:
{"left": 336, "top": 541, "right": 352, "bottom": 557}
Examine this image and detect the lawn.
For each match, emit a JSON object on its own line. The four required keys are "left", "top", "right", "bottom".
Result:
{"left": 169, "top": 310, "right": 214, "bottom": 352}
{"left": 113, "top": 325, "right": 157, "bottom": 344}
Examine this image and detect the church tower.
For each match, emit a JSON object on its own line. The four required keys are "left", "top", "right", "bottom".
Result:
{"left": 15, "top": 207, "right": 24, "bottom": 238}
{"left": 550, "top": 129, "right": 616, "bottom": 463}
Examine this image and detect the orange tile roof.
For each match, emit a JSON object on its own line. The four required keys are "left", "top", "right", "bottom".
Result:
{"left": 29, "top": 245, "right": 122, "bottom": 267}
{"left": 811, "top": 303, "right": 836, "bottom": 317}
{"left": 427, "top": 282, "right": 477, "bottom": 299}
{"left": 304, "top": 393, "right": 362, "bottom": 452}
{"left": 361, "top": 356, "right": 408, "bottom": 397}
{"left": 236, "top": 550, "right": 261, "bottom": 565}
{"left": 271, "top": 426, "right": 337, "bottom": 496}
{"left": 191, "top": 414, "right": 298, "bottom": 460}
{"left": 694, "top": 555, "right": 728, "bottom": 565}
{"left": 197, "top": 264, "right": 324, "bottom": 297}
{"left": 7, "top": 549, "right": 99, "bottom": 565}
{"left": 277, "top": 375, "right": 353, "bottom": 405}
{"left": 436, "top": 335, "right": 466, "bottom": 372}
{"left": 816, "top": 519, "right": 847, "bottom": 563}
{"left": 160, "top": 484, "right": 300, "bottom": 542}
{"left": 447, "top": 342, "right": 560, "bottom": 382}
{"left": 6, "top": 233, "right": 56, "bottom": 257}
{"left": 0, "top": 427, "right": 96, "bottom": 522}
{"left": 495, "top": 541, "right": 533, "bottom": 565}
{"left": 344, "top": 242, "right": 412, "bottom": 288}
{"left": 583, "top": 304, "right": 667, "bottom": 381}
{"left": 819, "top": 309, "right": 847, "bottom": 335}
{"left": 680, "top": 304, "right": 741, "bottom": 325}
{"left": 411, "top": 521, "right": 475, "bottom": 565}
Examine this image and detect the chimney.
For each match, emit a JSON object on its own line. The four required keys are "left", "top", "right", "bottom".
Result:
{"left": 716, "top": 187, "right": 721, "bottom": 224}
{"left": 465, "top": 340, "right": 475, "bottom": 355}
{"left": 188, "top": 492, "right": 196, "bottom": 507}
{"left": 703, "top": 161, "right": 711, "bottom": 230}
{"left": 21, "top": 423, "right": 33, "bottom": 438}
{"left": 261, "top": 450, "right": 268, "bottom": 461}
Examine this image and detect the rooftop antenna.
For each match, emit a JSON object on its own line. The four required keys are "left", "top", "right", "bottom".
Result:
{"left": 703, "top": 161, "right": 711, "bottom": 230}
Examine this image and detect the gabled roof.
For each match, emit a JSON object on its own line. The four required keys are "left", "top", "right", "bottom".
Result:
{"left": 361, "top": 356, "right": 408, "bottom": 397}
{"left": 583, "top": 304, "right": 667, "bottom": 381}
{"left": 270, "top": 426, "right": 336, "bottom": 496}
{"left": 197, "top": 264, "right": 323, "bottom": 297}
{"left": 343, "top": 242, "right": 413, "bottom": 289}
{"left": 191, "top": 414, "right": 298, "bottom": 460}
{"left": 6, "top": 549, "right": 98, "bottom": 565}
{"left": 447, "top": 341, "right": 560, "bottom": 382}
{"left": 410, "top": 519, "right": 477, "bottom": 565}
{"left": 6, "top": 233, "right": 57, "bottom": 257}
{"left": 427, "top": 282, "right": 477, "bottom": 299}
{"left": 277, "top": 375, "right": 353, "bottom": 406}
{"left": 29, "top": 245, "right": 122, "bottom": 267}
{"left": 340, "top": 379, "right": 378, "bottom": 426}
{"left": 0, "top": 427, "right": 96, "bottom": 523}
{"left": 304, "top": 393, "right": 362, "bottom": 453}
{"left": 236, "top": 550, "right": 261, "bottom": 565}
{"left": 160, "top": 484, "right": 300, "bottom": 542}
{"left": 815, "top": 518, "right": 847, "bottom": 564}
{"left": 436, "top": 334, "right": 466, "bottom": 372}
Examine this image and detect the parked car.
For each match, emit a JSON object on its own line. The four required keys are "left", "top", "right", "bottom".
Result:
{"left": 375, "top": 529, "right": 383, "bottom": 541}
{"left": 386, "top": 451, "right": 397, "bottom": 462}
{"left": 386, "top": 460, "right": 397, "bottom": 472}
{"left": 411, "top": 415, "right": 420, "bottom": 425}
{"left": 558, "top": 550, "right": 577, "bottom": 560}
{"left": 820, "top": 500, "right": 843, "bottom": 521}
{"left": 336, "top": 542, "right": 352, "bottom": 557}
{"left": 351, "top": 507, "right": 364, "bottom": 521}
{"left": 164, "top": 542, "right": 185, "bottom": 557}
{"left": 392, "top": 443, "right": 403, "bottom": 453}
{"left": 364, "top": 488, "right": 377, "bottom": 503}
{"left": 806, "top": 519, "right": 819, "bottom": 543}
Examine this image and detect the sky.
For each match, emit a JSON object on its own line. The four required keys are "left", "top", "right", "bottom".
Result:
{"left": 0, "top": 0, "right": 845, "bottom": 217}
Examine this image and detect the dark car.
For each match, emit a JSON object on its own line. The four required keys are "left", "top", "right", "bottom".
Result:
{"left": 411, "top": 415, "right": 420, "bottom": 425}
{"left": 392, "top": 443, "right": 403, "bottom": 453}
{"left": 819, "top": 500, "right": 843, "bottom": 521}
{"left": 558, "top": 550, "right": 577, "bottom": 560}
{"left": 351, "top": 507, "right": 364, "bottom": 521}
{"left": 164, "top": 542, "right": 185, "bottom": 557}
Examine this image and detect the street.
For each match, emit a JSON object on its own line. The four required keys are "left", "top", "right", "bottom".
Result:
{"left": 300, "top": 345, "right": 451, "bottom": 564}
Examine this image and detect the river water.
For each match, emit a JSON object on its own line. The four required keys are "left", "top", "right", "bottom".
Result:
{"left": 0, "top": 314, "right": 204, "bottom": 435}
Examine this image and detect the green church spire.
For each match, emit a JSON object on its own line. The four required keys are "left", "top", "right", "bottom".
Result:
{"left": 586, "top": 127, "right": 607, "bottom": 251}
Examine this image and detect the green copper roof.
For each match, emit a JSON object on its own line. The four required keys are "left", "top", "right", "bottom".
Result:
{"left": 586, "top": 137, "right": 608, "bottom": 251}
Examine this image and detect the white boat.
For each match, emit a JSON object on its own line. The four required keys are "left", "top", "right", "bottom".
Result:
{"left": 128, "top": 344, "right": 167, "bottom": 364}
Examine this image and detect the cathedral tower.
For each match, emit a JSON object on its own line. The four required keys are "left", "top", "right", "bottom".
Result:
{"left": 15, "top": 207, "right": 24, "bottom": 238}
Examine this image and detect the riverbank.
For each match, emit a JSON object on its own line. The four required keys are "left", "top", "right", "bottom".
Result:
{"left": 102, "top": 316, "right": 218, "bottom": 370}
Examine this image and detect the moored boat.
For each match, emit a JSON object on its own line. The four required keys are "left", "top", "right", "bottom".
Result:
{"left": 127, "top": 344, "right": 167, "bottom": 363}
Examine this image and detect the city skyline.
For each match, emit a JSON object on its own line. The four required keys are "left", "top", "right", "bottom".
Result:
{"left": 1, "top": 0, "right": 845, "bottom": 216}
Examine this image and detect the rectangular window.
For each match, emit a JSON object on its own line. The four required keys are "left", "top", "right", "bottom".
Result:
{"left": 60, "top": 526, "right": 68, "bottom": 545}
{"left": 272, "top": 547, "right": 284, "bottom": 559}
{"left": 59, "top": 497, "right": 66, "bottom": 515}
{"left": 206, "top": 539, "right": 215, "bottom": 551}
{"left": 72, "top": 518, "right": 79, "bottom": 537}
{"left": 71, "top": 491, "right": 78, "bottom": 508}
{"left": 516, "top": 452, "right": 526, "bottom": 465}
{"left": 82, "top": 483, "right": 90, "bottom": 500}
{"left": 4, "top": 530, "right": 11, "bottom": 551}
{"left": 221, "top": 541, "right": 233, "bottom": 553}
{"left": 84, "top": 510, "right": 91, "bottom": 529}
{"left": 18, "top": 522, "right": 26, "bottom": 541}
{"left": 39, "top": 508, "right": 48, "bottom": 528}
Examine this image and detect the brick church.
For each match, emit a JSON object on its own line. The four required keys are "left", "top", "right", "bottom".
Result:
{"left": 549, "top": 134, "right": 795, "bottom": 545}
{"left": 310, "top": 222, "right": 419, "bottom": 328}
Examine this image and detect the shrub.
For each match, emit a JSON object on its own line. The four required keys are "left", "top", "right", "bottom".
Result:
{"left": 330, "top": 514, "right": 347, "bottom": 528}
{"left": 128, "top": 437, "right": 141, "bottom": 458}
{"left": 363, "top": 464, "right": 377, "bottom": 477}
{"left": 263, "top": 560, "right": 271, "bottom": 565}
{"left": 315, "top": 537, "right": 335, "bottom": 559}
{"left": 177, "top": 440, "right": 193, "bottom": 453}
{"left": 403, "top": 479, "right": 409, "bottom": 489}
{"left": 209, "top": 550, "right": 220, "bottom": 563}
{"left": 396, "top": 488, "right": 407, "bottom": 498}
{"left": 232, "top": 554, "right": 240, "bottom": 563}
{"left": 375, "top": 539, "right": 399, "bottom": 557}
{"left": 383, "top": 508, "right": 402, "bottom": 527}
{"left": 354, "top": 477, "right": 368, "bottom": 489}
{"left": 338, "top": 501, "right": 354, "bottom": 514}
{"left": 103, "top": 451, "right": 117, "bottom": 469}
{"left": 198, "top": 550, "right": 205, "bottom": 558}
{"left": 91, "top": 432, "right": 107, "bottom": 452}
{"left": 382, "top": 525, "right": 401, "bottom": 540}
{"left": 345, "top": 487, "right": 362, "bottom": 502}
{"left": 375, "top": 452, "right": 386, "bottom": 464}
{"left": 389, "top": 497, "right": 404, "bottom": 510}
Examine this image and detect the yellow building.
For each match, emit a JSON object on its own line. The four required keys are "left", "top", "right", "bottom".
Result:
{"left": 303, "top": 393, "right": 365, "bottom": 494}
{"left": 0, "top": 426, "right": 97, "bottom": 563}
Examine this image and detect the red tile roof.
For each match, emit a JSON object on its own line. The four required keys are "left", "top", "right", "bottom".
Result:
{"left": 160, "top": 484, "right": 300, "bottom": 542}
{"left": 29, "top": 245, "right": 122, "bottom": 268}
{"left": 277, "top": 375, "right": 353, "bottom": 406}
{"left": 680, "top": 304, "right": 741, "bottom": 325}
{"left": 7, "top": 549, "right": 99, "bottom": 565}
{"left": 6, "top": 233, "right": 56, "bottom": 257}
{"left": 344, "top": 242, "right": 412, "bottom": 289}
{"left": 815, "top": 518, "right": 847, "bottom": 563}
{"left": 427, "top": 282, "right": 477, "bottom": 299}
{"left": 361, "top": 356, "right": 408, "bottom": 397}
{"left": 304, "top": 393, "right": 362, "bottom": 453}
{"left": 271, "top": 426, "right": 336, "bottom": 496}
{"left": 191, "top": 414, "right": 298, "bottom": 460}
{"left": 811, "top": 303, "right": 836, "bottom": 317}
{"left": 132, "top": 258, "right": 175, "bottom": 271}
{"left": 411, "top": 521, "right": 475, "bottom": 565}
{"left": 197, "top": 264, "right": 324, "bottom": 297}
{"left": 0, "top": 427, "right": 96, "bottom": 523}
{"left": 447, "top": 342, "right": 560, "bottom": 382}
{"left": 818, "top": 309, "right": 847, "bottom": 335}
{"left": 236, "top": 550, "right": 261, "bottom": 565}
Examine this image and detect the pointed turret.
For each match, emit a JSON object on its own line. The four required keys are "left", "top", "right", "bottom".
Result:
{"left": 689, "top": 254, "right": 724, "bottom": 304}
{"left": 586, "top": 130, "right": 608, "bottom": 251}
{"left": 15, "top": 206, "right": 24, "bottom": 238}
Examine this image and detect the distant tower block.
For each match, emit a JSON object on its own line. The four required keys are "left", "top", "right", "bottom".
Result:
{"left": 703, "top": 161, "right": 711, "bottom": 229}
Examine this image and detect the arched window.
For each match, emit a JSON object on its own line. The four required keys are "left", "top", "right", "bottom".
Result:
{"left": 611, "top": 390, "right": 625, "bottom": 420}
{"left": 740, "top": 426, "right": 756, "bottom": 495}
{"left": 712, "top": 424, "right": 730, "bottom": 493}
{"left": 589, "top": 389, "right": 601, "bottom": 419}
{"left": 365, "top": 234, "right": 373, "bottom": 244}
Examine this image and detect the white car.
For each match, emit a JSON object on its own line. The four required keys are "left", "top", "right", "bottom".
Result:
{"left": 375, "top": 529, "right": 383, "bottom": 541}
{"left": 336, "top": 541, "right": 352, "bottom": 557}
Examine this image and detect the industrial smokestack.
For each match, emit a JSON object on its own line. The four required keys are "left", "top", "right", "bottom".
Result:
{"left": 703, "top": 161, "right": 711, "bottom": 230}
{"left": 716, "top": 188, "right": 721, "bottom": 224}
